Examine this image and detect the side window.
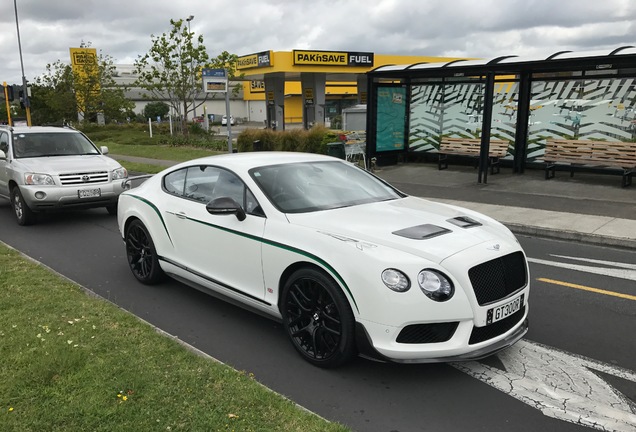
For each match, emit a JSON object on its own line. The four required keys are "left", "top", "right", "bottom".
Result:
{"left": 184, "top": 166, "right": 220, "bottom": 203}
{"left": 210, "top": 170, "right": 244, "bottom": 204}
{"left": 245, "top": 188, "right": 262, "bottom": 215}
{"left": 163, "top": 168, "right": 188, "bottom": 196}
{"left": 163, "top": 165, "right": 264, "bottom": 216}
{"left": 0, "top": 132, "right": 7, "bottom": 154}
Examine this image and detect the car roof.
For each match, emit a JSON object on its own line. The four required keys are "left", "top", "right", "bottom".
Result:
{"left": 171, "top": 151, "right": 340, "bottom": 172}
{"left": 8, "top": 126, "right": 80, "bottom": 134}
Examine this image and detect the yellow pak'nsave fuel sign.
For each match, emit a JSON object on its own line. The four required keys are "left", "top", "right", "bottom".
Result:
{"left": 293, "top": 50, "right": 374, "bottom": 67}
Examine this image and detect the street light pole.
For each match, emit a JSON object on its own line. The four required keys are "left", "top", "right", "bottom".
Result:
{"left": 186, "top": 15, "right": 196, "bottom": 120}
{"left": 13, "top": 0, "right": 31, "bottom": 126}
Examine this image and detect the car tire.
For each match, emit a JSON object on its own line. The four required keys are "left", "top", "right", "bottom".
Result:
{"left": 281, "top": 267, "right": 356, "bottom": 368}
{"left": 106, "top": 204, "right": 117, "bottom": 216}
{"left": 11, "top": 187, "right": 36, "bottom": 226}
{"left": 125, "top": 219, "right": 165, "bottom": 285}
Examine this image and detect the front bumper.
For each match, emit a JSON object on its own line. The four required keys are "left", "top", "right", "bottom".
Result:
{"left": 355, "top": 304, "right": 529, "bottom": 363}
{"left": 19, "top": 181, "right": 127, "bottom": 211}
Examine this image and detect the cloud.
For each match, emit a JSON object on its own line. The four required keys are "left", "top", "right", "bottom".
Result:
{"left": 1, "top": 0, "right": 634, "bottom": 84}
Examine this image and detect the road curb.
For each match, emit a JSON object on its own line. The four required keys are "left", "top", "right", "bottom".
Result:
{"left": 506, "top": 223, "right": 636, "bottom": 250}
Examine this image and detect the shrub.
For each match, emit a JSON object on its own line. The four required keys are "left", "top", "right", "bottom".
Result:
{"left": 236, "top": 126, "right": 338, "bottom": 154}
{"left": 280, "top": 129, "right": 304, "bottom": 152}
{"left": 236, "top": 128, "right": 280, "bottom": 152}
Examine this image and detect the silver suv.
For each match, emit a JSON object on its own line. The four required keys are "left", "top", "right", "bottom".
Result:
{"left": 0, "top": 125, "right": 128, "bottom": 225}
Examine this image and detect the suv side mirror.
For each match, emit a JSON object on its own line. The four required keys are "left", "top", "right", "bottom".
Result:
{"left": 100, "top": 146, "right": 109, "bottom": 155}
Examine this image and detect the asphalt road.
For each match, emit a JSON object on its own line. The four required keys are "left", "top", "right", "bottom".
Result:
{"left": 0, "top": 202, "right": 634, "bottom": 432}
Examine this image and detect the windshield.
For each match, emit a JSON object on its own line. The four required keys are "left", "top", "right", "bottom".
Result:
{"left": 13, "top": 132, "right": 100, "bottom": 158}
{"left": 250, "top": 160, "right": 403, "bottom": 213}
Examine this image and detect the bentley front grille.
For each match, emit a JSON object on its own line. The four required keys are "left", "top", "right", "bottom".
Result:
{"left": 468, "top": 251, "right": 527, "bottom": 306}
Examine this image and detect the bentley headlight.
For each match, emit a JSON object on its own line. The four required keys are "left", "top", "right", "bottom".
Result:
{"left": 112, "top": 167, "right": 128, "bottom": 180}
{"left": 418, "top": 269, "right": 454, "bottom": 301}
{"left": 25, "top": 173, "right": 54, "bottom": 186}
{"left": 381, "top": 269, "right": 410, "bottom": 292}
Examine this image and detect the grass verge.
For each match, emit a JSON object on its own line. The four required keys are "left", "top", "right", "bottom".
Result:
{"left": 84, "top": 127, "right": 225, "bottom": 162}
{"left": 0, "top": 244, "right": 349, "bottom": 432}
{"left": 118, "top": 161, "right": 170, "bottom": 175}
{"left": 103, "top": 142, "right": 221, "bottom": 162}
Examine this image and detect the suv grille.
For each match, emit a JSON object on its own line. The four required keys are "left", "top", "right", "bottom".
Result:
{"left": 468, "top": 252, "right": 527, "bottom": 306}
{"left": 59, "top": 171, "right": 109, "bottom": 185}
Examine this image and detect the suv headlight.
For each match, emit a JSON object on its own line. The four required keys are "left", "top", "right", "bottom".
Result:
{"left": 418, "top": 269, "right": 454, "bottom": 302}
{"left": 25, "top": 173, "right": 55, "bottom": 186}
{"left": 112, "top": 167, "right": 128, "bottom": 180}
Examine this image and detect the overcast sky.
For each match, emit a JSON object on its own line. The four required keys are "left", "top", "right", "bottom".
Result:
{"left": 1, "top": 0, "right": 634, "bottom": 85}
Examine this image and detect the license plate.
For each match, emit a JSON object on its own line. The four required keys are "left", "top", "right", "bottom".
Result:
{"left": 487, "top": 294, "right": 524, "bottom": 325}
{"left": 78, "top": 188, "right": 101, "bottom": 198}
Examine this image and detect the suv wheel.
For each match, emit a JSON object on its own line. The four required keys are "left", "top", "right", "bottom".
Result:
{"left": 106, "top": 204, "right": 117, "bottom": 216}
{"left": 11, "top": 187, "right": 36, "bottom": 226}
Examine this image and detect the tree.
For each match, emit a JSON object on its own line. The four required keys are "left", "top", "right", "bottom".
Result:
{"left": 31, "top": 42, "right": 134, "bottom": 125}
{"left": 31, "top": 60, "right": 77, "bottom": 124}
{"left": 143, "top": 101, "right": 170, "bottom": 120}
{"left": 134, "top": 18, "right": 242, "bottom": 134}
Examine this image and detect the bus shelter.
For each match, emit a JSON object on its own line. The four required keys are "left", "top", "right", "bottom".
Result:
{"left": 365, "top": 47, "right": 636, "bottom": 183}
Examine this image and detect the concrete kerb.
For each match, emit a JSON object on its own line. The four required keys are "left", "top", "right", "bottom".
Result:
{"left": 505, "top": 223, "right": 636, "bottom": 250}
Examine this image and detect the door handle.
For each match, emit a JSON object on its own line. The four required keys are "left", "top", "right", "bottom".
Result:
{"left": 176, "top": 211, "right": 187, "bottom": 219}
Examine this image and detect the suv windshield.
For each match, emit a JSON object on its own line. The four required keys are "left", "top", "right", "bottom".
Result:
{"left": 250, "top": 161, "right": 403, "bottom": 213}
{"left": 13, "top": 132, "right": 100, "bottom": 158}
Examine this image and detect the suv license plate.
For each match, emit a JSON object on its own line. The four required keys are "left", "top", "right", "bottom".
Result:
{"left": 78, "top": 188, "right": 101, "bottom": 198}
{"left": 487, "top": 294, "right": 524, "bottom": 325}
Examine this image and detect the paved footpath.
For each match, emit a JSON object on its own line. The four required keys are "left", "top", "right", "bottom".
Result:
{"left": 111, "top": 154, "right": 636, "bottom": 249}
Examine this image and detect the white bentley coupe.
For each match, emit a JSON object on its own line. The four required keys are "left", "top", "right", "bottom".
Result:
{"left": 117, "top": 152, "right": 529, "bottom": 368}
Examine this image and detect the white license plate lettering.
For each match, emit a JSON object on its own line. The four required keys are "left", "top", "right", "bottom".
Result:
{"left": 78, "top": 188, "right": 101, "bottom": 198}
{"left": 487, "top": 294, "right": 524, "bottom": 325}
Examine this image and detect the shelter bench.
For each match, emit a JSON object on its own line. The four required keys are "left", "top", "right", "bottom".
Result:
{"left": 438, "top": 138, "right": 509, "bottom": 174}
{"left": 544, "top": 139, "right": 635, "bottom": 187}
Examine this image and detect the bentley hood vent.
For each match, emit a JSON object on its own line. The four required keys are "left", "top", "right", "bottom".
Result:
{"left": 392, "top": 224, "right": 451, "bottom": 240}
{"left": 447, "top": 216, "right": 483, "bottom": 228}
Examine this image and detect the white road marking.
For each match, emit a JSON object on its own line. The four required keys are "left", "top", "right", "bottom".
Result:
{"left": 452, "top": 339, "right": 636, "bottom": 431}
{"left": 549, "top": 255, "right": 636, "bottom": 270}
{"left": 527, "top": 255, "right": 636, "bottom": 282}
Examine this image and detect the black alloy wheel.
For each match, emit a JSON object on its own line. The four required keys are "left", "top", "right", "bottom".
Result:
{"left": 125, "top": 219, "right": 165, "bottom": 284}
{"left": 281, "top": 268, "right": 356, "bottom": 368}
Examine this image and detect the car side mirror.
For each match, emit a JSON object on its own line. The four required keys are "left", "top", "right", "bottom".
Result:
{"left": 206, "top": 197, "right": 246, "bottom": 221}
{"left": 0, "top": 149, "right": 6, "bottom": 161}
{"left": 100, "top": 146, "right": 109, "bottom": 155}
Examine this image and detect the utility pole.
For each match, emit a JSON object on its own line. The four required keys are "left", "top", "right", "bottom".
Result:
{"left": 186, "top": 15, "right": 196, "bottom": 119}
{"left": 14, "top": 0, "right": 31, "bottom": 126}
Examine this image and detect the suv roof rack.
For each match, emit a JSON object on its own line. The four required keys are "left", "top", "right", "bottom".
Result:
{"left": 40, "top": 122, "right": 76, "bottom": 129}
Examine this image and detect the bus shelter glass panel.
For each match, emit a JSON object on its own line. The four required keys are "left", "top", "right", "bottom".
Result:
{"left": 526, "top": 77, "right": 636, "bottom": 161}
{"left": 409, "top": 82, "right": 485, "bottom": 153}
{"left": 491, "top": 80, "right": 519, "bottom": 159}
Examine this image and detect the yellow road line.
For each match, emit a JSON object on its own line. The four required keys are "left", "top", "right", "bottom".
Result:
{"left": 537, "top": 278, "right": 636, "bottom": 301}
